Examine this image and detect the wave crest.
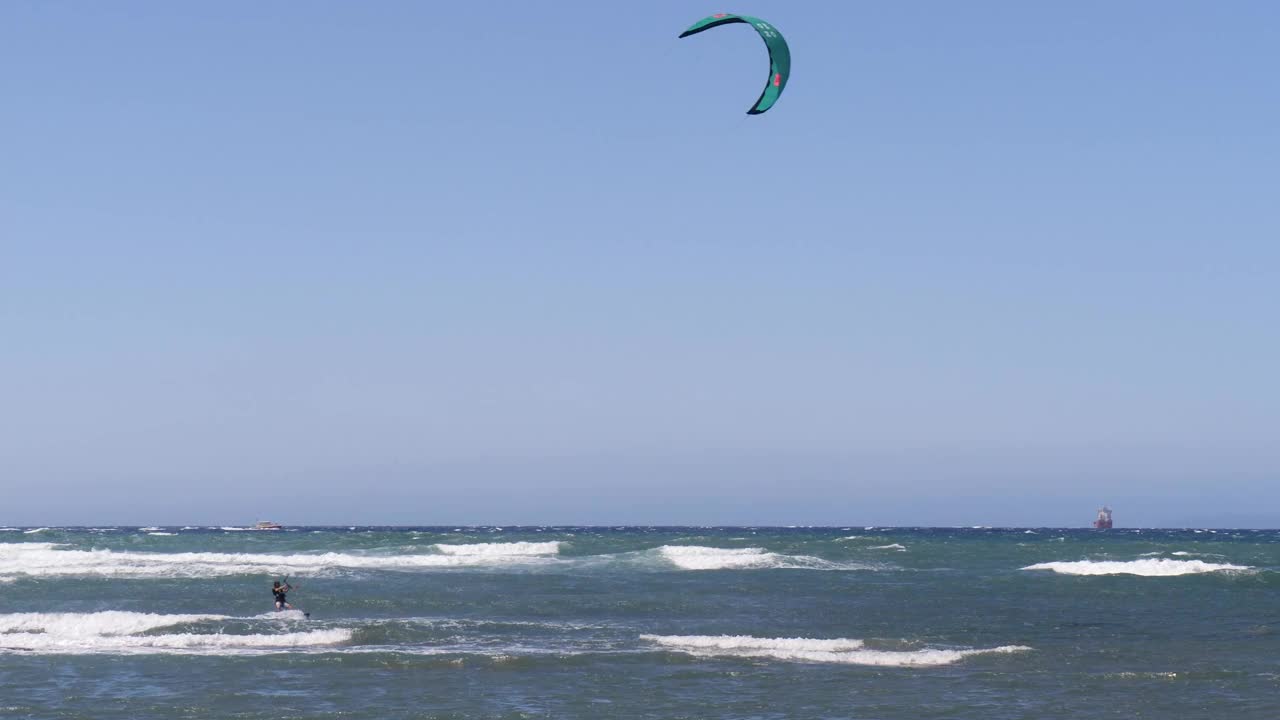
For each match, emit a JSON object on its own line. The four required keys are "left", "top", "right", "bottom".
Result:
{"left": 642, "top": 634, "right": 1030, "bottom": 666}
{"left": 433, "top": 542, "right": 561, "bottom": 557}
{"left": 0, "top": 611, "right": 226, "bottom": 637}
{"left": 0, "top": 541, "right": 559, "bottom": 580}
{"left": 0, "top": 611, "right": 350, "bottom": 655}
{"left": 655, "top": 546, "right": 866, "bottom": 571}
{"left": 1022, "top": 558, "right": 1252, "bottom": 576}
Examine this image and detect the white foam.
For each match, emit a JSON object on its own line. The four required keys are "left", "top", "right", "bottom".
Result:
{"left": 868, "top": 544, "right": 907, "bottom": 551}
{"left": 642, "top": 635, "right": 1031, "bottom": 667}
{"left": 0, "top": 611, "right": 350, "bottom": 655}
{"left": 1143, "top": 550, "right": 1213, "bottom": 558}
{"left": 433, "top": 542, "right": 561, "bottom": 557}
{"left": 656, "top": 546, "right": 861, "bottom": 571}
{"left": 252, "top": 609, "right": 310, "bottom": 621}
{"left": 147, "top": 532, "right": 175, "bottom": 536}
{"left": 1107, "top": 671, "right": 1181, "bottom": 680}
{"left": 0, "top": 541, "right": 559, "bottom": 580}
{"left": 1022, "top": 559, "right": 1252, "bottom": 576}
{"left": 23, "top": 528, "right": 49, "bottom": 534}
{"left": 645, "top": 635, "right": 865, "bottom": 652}
{"left": 0, "top": 611, "right": 227, "bottom": 637}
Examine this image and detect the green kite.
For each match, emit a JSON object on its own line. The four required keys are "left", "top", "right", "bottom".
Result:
{"left": 679, "top": 13, "right": 791, "bottom": 115}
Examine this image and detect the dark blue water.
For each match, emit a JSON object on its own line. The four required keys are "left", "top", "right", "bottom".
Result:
{"left": 2, "top": 527, "right": 1278, "bottom": 718}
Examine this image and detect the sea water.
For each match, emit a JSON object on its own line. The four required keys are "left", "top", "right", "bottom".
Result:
{"left": 1, "top": 527, "right": 1277, "bottom": 718}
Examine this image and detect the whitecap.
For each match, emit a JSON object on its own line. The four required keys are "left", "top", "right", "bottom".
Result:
{"left": 0, "top": 610, "right": 228, "bottom": 637}
{"left": 868, "top": 544, "right": 907, "bottom": 551}
{"left": 1022, "top": 558, "right": 1251, "bottom": 576}
{"left": 433, "top": 542, "right": 561, "bottom": 557}
{"left": 655, "top": 546, "right": 865, "bottom": 571}
{"left": 0, "top": 541, "right": 560, "bottom": 580}
{"left": 642, "top": 634, "right": 1030, "bottom": 667}
{"left": 0, "top": 610, "right": 349, "bottom": 656}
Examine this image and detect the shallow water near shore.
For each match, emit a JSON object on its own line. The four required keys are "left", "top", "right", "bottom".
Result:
{"left": 2, "top": 526, "right": 1278, "bottom": 718}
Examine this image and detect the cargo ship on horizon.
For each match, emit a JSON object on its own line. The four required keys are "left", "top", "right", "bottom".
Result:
{"left": 1092, "top": 506, "right": 1113, "bottom": 529}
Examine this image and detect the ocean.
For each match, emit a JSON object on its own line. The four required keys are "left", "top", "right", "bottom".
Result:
{"left": 1, "top": 526, "right": 1277, "bottom": 719}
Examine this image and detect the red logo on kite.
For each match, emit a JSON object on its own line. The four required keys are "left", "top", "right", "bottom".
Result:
{"left": 713, "top": 13, "right": 727, "bottom": 18}
{"left": 773, "top": 73, "right": 782, "bottom": 87}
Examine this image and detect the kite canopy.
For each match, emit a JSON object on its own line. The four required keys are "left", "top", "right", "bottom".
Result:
{"left": 679, "top": 13, "right": 791, "bottom": 115}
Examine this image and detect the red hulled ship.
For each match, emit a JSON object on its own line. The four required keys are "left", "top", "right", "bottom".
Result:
{"left": 1092, "top": 506, "right": 1113, "bottom": 529}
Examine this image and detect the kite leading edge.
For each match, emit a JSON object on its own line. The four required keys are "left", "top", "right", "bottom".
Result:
{"left": 679, "top": 13, "right": 791, "bottom": 115}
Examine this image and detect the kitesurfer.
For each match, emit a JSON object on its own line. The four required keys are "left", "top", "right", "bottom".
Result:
{"left": 272, "top": 579, "right": 293, "bottom": 611}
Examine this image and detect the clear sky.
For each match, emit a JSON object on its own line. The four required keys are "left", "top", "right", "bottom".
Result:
{"left": 2, "top": 2, "right": 1277, "bottom": 526}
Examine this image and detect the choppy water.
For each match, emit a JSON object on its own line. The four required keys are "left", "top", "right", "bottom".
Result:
{"left": 2, "top": 526, "right": 1278, "bottom": 719}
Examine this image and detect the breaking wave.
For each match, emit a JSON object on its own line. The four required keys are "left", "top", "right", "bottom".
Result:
{"left": 0, "top": 541, "right": 876, "bottom": 579}
{"left": 641, "top": 634, "right": 1030, "bottom": 666}
{"left": 434, "top": 541, "right": 561, "bottom": 556}
{"left": 1022, "top": 559, "right": 1252, "bottom": 576}
{"left": 0, "top": 542, "right": 562, "bottom": 580}
{"left": 655, "top": 546, "right": 868, "bottom": 571}
{"left": 0, "top": 610, "right": 227, "bottom": 636}
{"left": 0, "top": 611, "right": 350, "bottom": 655}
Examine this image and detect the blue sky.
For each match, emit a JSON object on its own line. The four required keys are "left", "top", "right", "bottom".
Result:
{"left": 2, "top": 2, "right": 1277, "bottom": 526}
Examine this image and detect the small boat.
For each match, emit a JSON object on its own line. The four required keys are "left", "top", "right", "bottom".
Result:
{"left": 1092, "top": 506, "right": 1113, "bottom": 529}
{"left": 253, "top": 521, "right": 283, "bottom": 530}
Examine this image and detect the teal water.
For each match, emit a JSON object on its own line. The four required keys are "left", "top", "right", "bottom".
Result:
{"left": 2, "top": 527, "right": 1278, "bottom": 719}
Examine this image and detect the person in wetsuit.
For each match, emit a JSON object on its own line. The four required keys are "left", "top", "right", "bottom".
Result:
{"left": 272, "top": 579, "right": 293, "bottom": 611}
